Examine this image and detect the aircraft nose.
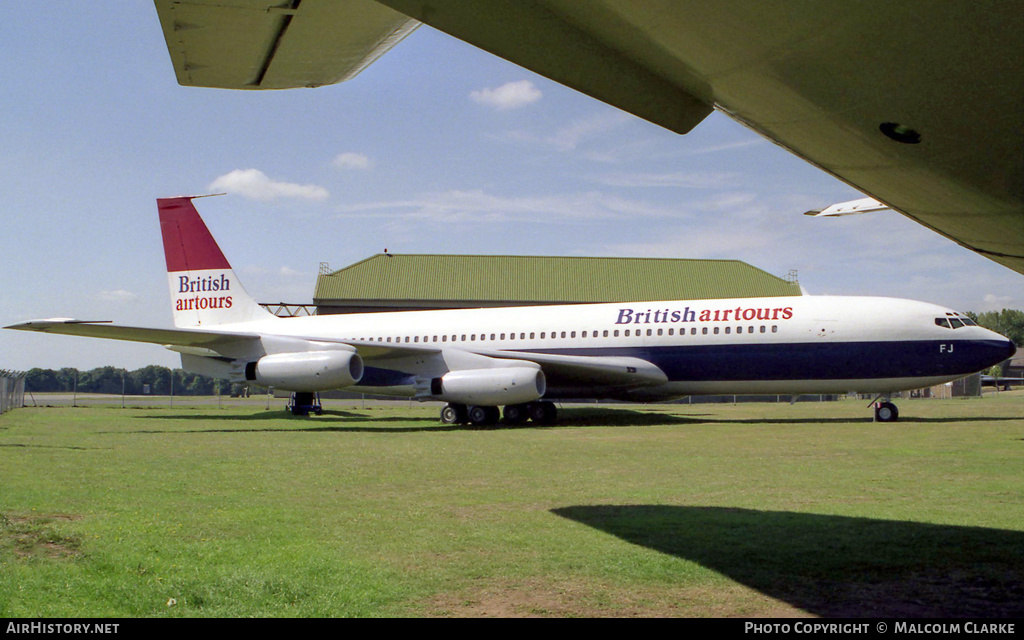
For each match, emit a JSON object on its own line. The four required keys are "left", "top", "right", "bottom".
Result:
{"left": 997, "top": 337, "right": 1017, "bottom": 361}
{"left": 981, "top": 334, "right": 1017, "bottom": 368}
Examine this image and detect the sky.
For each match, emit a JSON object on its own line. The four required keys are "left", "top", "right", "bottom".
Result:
{"left": 1, "top": 3, "right": 1020, "bottom": 372}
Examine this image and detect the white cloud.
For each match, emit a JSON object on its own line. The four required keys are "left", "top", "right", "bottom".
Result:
{"left": 337, "top": 189, "right": 681, "bottom": 225}
{"left": 488, "top": 112, "right": 632, "bottom": 156}
{"left": 332, "top": 152, "right": 374, "bottom": 170}
{"left": 596, "top": 170, "right": 741, "bottom": 189}
{"left": 96, "top": 289, "right": 138, "bottom": 302}
{"left": 983, "top": 293, "right": 1016, "bottom": 306}
{"left": 470, "top": 80, "right": 542, "bottom": 110}
{"left": 209, "top": 169, "right": 328, "bottom": 201}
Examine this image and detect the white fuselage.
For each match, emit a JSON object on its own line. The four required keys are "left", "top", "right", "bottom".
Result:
{"left": 180, "top": 294, "right": 1014, "bottom": 400}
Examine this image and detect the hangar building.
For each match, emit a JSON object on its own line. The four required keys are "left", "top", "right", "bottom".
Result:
{"left": 310, "top": 254, "right": 802, "bottom": 314}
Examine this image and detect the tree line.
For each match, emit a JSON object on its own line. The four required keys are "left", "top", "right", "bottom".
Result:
{"left": 22, "top": 365, "right": 256, "bottom": 396}
{"left": 965, "top": 309, "right": 1024, "bottom": 347}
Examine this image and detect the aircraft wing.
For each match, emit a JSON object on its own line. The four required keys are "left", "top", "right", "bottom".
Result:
{"left": 153, "top": 0, "right": 418, "bottom": 89}
{"left": 474, "top": 348, "right": 667, "bottom": 390}
{"left": 804, "top": 197, "right": 890, "bottom": 218}
{"left": 154, "top": 1, "right": 1024, "bottom": 273}
{"left": 5, "top": 318, "right": 261, "bottom": 348}
{"left": 304, "top": 339, "right": 668, "bottom": 390}
{"left": 5, "top": 319, "right": 666, "bottom": 390}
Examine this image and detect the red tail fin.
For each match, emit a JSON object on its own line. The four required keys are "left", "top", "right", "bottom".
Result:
{"left": 157, "top": 197, "right": 273, "bottom": 327}
{"left": 159, "top": 197, "right": 231, "bottom": 272}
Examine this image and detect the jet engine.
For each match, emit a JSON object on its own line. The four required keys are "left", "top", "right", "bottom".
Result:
{"left": 430, "top": 367, "right": 546, "bottom": 406}
{"left": 245, "top": 351, "right": 364, "bottom": 391}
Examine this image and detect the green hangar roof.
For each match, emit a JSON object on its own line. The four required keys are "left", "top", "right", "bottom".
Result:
{"left": 313, "top": 254, "right": 801, "bottom": 313}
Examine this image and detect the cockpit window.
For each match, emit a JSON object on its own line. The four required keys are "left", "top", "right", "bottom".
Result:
{"left": 936, "top": 315, "right": 976, "bottom": 329}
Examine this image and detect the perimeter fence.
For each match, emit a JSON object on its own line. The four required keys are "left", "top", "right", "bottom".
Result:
{"left": 1, "top": 370, "right": 27, "bottom": 414}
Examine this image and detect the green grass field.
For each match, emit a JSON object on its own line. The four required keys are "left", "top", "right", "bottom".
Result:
{"left": 1, "top": 393, "right": 1022, "bottom": 617}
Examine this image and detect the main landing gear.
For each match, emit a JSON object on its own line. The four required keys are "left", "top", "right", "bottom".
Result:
{"left": 440, "top": 401, "right": 558, "bottom": 427}
{"left": 871, "top": 394, "right": 900, "bottom": 422}
{"left": 288, "top": 392, "right": 323, "bottom": 416}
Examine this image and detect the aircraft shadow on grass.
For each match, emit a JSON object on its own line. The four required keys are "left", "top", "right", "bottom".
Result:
{"left": 133, "top": 406, "right": 1020, "bottom": 431}
{"left": 550, "top": 505, "right": 1024, "bottom": 617}
{"left": 131, "top": 407, "right": 744, "bottom": 434}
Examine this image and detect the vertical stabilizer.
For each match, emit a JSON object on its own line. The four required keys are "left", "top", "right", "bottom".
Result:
{"left": 158, "top": 197, "right": 274, "bottom": 327}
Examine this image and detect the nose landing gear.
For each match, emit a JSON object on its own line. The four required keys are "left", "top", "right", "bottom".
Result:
{"left": 870, "top": 395, "right": 899, "bottom": 422}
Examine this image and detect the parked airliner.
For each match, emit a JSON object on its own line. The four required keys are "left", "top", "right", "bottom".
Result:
{"left": 6, "top": 197, "right": 1015, "bottom": 425}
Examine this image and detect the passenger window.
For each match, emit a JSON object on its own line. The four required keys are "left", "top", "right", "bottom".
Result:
{"left": 772, "top": 326, "right": 778, "bottom": 333}
{"left": 702, "top": 327, "right": 708, "bottom": 335}
{"left": 725, "top": 327, "right": 731, "bottom": 334}
{"left": 614, "top": 330, "right": 620, "bottom": 337}
{"left": 714, "top": 327, "right": 720, "bottom": 335}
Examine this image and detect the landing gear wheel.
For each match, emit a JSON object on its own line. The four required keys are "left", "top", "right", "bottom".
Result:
{"left": 289, "top": 392, "right": 320, "bottom": 416}
{"left": 503, "top": 403, "right": 529, "bottom": 425}
{"left": 527, "top": 401, "right": 557, "bottom": 425}
{"left": 440, "top": 403, "right": 467, "bottom": 425}
{"left": 874, "top": 401, "right": 899, "bottom": 422}
{"left": 468, "top": 405, "right": 500, "bottom": 427}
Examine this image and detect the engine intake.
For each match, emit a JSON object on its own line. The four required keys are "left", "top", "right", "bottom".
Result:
{"left": 432, "top": 367, "right": 545, "bottom": 406}
{"left": 246, "top": 351, "right": 363, "bottom": 391}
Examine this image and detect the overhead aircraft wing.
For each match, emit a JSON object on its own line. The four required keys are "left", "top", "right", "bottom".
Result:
{"left": 154, "top": 1, "right": 1024, "bottom": 273}
{"left": 153, "top": 0, "right": 418, "bottom": 89}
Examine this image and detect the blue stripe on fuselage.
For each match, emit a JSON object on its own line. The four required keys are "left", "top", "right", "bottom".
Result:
{"left": 355, "top": 339, "right": 1012, "bottom": 388}
{"left": 525, "top": 339, "right": 1011, "bottom": 382}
